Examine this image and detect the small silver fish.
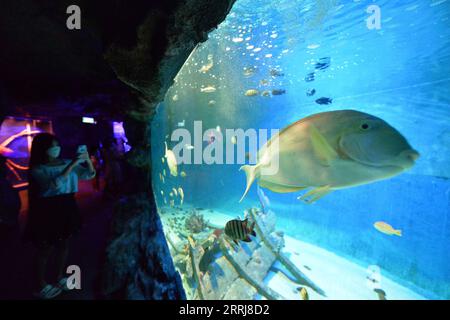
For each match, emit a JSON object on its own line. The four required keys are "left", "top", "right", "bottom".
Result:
{"left": 201, "top": 86, "right": 216, "bottom": 93}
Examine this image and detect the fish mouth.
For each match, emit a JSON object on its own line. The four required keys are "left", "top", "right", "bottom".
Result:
{"left": 396, "top": 149, "right": 420, "bottom": 169}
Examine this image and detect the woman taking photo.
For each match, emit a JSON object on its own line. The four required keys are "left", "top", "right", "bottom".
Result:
{"left": 24, "top": 133, "right": 95, "bottom": 299}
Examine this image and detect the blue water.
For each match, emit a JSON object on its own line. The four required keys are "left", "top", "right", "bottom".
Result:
{"left": 152, "top": 0, "right": 450, "bottom": 299}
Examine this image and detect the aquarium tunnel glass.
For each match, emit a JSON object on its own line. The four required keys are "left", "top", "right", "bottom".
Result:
{"left": 151, "top": 0, "right": 450, "bottom": 300}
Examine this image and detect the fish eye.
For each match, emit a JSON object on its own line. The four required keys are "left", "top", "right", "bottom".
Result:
{"left": 361, "top": 123, "right": 370, "bottom": 130}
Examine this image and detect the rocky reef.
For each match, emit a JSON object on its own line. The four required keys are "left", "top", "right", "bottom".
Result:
{"left": 99, "top": 0, "right": 237, "bottom": 299}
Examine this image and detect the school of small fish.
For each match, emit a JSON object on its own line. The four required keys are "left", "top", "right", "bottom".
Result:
{"left": 156, "top": 16, "right": 423, "bottom": 301}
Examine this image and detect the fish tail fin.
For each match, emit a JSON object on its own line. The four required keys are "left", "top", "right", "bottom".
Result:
{"left": 239, "top": 165, "right": 259, "bottom": 202}
{"left": 395, "top": 229, "right": 402, "bottom": 237}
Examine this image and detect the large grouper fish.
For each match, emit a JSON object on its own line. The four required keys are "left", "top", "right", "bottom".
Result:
{"left": 239, "top": 110, "right": 419, "bottom": 203}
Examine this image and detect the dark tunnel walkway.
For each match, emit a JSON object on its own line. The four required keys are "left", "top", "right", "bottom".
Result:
{"left": 0, "top": 180, "right": 112, "bottom": 300}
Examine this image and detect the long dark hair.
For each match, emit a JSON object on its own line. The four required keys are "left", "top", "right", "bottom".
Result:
{"left": 28, "top": 133, "right": 59, "bottom": 209}
{"left": 29, "top": 133, "right": 59, "bottom": 168}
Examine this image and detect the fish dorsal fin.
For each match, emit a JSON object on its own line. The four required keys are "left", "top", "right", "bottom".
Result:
{"left": 309, "top": 124, "right": 338, "bottom": 166}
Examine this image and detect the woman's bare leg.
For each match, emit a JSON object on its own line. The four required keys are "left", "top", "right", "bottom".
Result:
{"left": 36, "top": 244, "right": 52, "bottom": 288}
{"left": 55, "top": 239, "right": 68, "bottom": 280}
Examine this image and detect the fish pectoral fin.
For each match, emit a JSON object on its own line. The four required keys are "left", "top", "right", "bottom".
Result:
{"left": 297, "top": 185, "right": 332, "bottom": 204}
{"left": 258, "top": 180, "right": 307, "bottom": 193}
{"left": 309, "top": 124, "right": 338, "bottom": 166}
{"left": 239, "top": 164, "right": 261, "bottom": 202}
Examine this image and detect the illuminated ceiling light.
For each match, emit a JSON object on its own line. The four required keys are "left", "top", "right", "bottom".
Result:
{"left": 82, "top": 116, "right": 96, "bottom": 124}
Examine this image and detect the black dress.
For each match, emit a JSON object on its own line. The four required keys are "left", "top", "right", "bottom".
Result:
{"left": 25, "top": 193, "right": 81, "bottom": 245}
{"left": 24, "top": 160, "right": 94, "bottom": 246}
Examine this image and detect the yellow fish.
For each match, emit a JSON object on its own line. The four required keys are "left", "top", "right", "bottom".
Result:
{"left": 374, "top": 288, "right": 387, "bottom": 300}
{"left": 180, "top": 171, "right": 187, "bottom": 178}
{"left": 245, "top": 89, "right": 259, "bottom": 97}
{"left": 178, "top": 187, "right": 184, "bottom": 205}
{"left": 172, "top": 188, "right": 178, "bottom": 197}
{"left": 261, "top": 90, "right": 271, "bottom": 97}
{"left": 165, "top": 142, "right": 178, "bottom": 177}
{"left": 239, "top": 110, "right": 419, "bottom": 203}
{"left": 374, "top": 222, "right": 402, "bottom": 236}
{"left": 199, "top": 61, "right": 213, "bottom": 73}
{"left": 243, "top": 67, "right": 255, "bottom": 77}
{"left": 299, "top": 287, "right": 309, "bottom": 300}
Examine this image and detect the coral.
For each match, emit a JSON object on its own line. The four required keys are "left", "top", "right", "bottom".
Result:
{"left": 184, "top": 210, "right": 208, "bottom": 234}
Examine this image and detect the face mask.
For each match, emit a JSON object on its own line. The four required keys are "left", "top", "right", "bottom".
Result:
{"left": 47, "top": 146, "right": 61, "bottom": 158}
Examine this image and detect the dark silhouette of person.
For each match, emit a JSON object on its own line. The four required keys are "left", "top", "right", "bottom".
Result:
{"left": 101, "top": 138, "right": 123, "bottom": 199}
{"left": 0, "top": 156, "right": 21, "bottom": 236}
{"left": 23, "top": 133, "right": 95, "bottom": 299}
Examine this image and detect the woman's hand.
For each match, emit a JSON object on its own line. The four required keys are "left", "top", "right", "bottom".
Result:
{"left": 78, "top": 151, "right": 90, "bottom": 162}
{"left": 62, "top": 151, "right": 95, "bottom": 179}
{"left": 72, "top": 152, "right": 89, "bottom": 165}
{"left": 78, "top": 151, "right": 96, "bottom": 175}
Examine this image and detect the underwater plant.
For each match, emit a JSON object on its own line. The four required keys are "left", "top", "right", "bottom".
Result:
{"left": 185, "top": 210, "right": 208, "bottom": 234}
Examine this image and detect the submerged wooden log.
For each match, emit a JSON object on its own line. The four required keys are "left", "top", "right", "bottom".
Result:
{"left": 248, "top": 210, "right": 326, "bottom": 297}
{"left": 166, "top": 231, "right": 182, "bottom": 254}
{"left": 187, "top": 236, "right": 205, "bottom": 300}
{"left": 218, "top": 238, "right": 284, "bottom": 300}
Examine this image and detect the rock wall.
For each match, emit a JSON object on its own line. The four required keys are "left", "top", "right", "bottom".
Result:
{"left": 101, "top": 0, "right": 236, "bottom": 299}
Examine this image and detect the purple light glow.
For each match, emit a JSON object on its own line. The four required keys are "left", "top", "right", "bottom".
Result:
{"left": 112, "top": 121, "right": 131, "bottom": 152}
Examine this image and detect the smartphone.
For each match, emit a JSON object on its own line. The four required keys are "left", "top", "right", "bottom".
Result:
{"left": 77, "top": 145, "right": 87, "bottom": 154}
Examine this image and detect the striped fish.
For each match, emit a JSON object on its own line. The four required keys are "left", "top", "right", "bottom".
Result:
{"left": 224, "top": 218, "right": 256, "bottom": 244}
